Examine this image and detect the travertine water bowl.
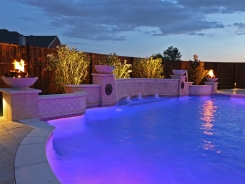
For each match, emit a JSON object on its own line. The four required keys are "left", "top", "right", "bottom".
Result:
{"left": 172, "top": 70, "right": 186, "bottom": 76}
{"left": 1, "top": 76, "right": 38, "bottom": 89}
{"left": 206, "top": 77, "right": 218, "bottom": 82}
{"left": 95, "top": 65, "right": 115, "bottom": 74}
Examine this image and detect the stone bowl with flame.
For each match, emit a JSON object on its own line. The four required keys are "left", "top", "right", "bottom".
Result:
{"left": 206, "top": 77, "right": 218, "bottom": 82}
{"left": 1, "top": 59, "right": 38, "bottom": 89}
{"left": 1, "top": 76, "right": 38, "bottom": 90}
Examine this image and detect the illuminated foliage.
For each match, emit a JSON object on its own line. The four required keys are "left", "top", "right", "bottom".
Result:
{"left": 188, "top": 54, "right": 208, "bottom": 85}
{"left": 133, "top": 57, "right": 164, "bottom": 78}
{"left": 98, "top": 53, "right": 132, "bottom": 78}
{"left": 46, "top": 44, "right": 90, "bottom": 93}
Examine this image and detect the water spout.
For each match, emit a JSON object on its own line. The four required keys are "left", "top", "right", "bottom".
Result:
{"left": 185, "top": 70, "right": 188, "bottom": 82}
{"left": 126, "top": 96, "right": 131, "bottom": 102}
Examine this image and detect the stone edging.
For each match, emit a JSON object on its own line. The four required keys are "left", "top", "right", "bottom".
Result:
{"left": 15, "top": 118, "right": 60, "bottom": 184}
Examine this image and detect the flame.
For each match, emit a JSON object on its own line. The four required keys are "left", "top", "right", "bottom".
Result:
{"left": 13, "top": 59, "right": 25, "bottom": 72}
{"left": 207, "top": 69, "right": 215, "bottom": 78}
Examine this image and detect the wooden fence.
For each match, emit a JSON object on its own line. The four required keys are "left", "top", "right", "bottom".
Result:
{"left": 1, "top": 43, "right": 245, "bottom": 95}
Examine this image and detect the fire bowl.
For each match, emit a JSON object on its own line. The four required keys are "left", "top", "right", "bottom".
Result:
{"left": 1, "top": 76, "right": 38, "bottom": 89}
{"left": 172, "top": 70, "right": 186, "bottom": 76}
{"left": 95, "top": 65, "right": 115, "bottom": 74}
{"left": 206, "top": 77, "right": 218, "bottom": 82}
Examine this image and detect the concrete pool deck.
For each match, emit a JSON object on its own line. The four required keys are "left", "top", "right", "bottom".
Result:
{"left": 0, "top": 89, "right": 245, "bottom": 184}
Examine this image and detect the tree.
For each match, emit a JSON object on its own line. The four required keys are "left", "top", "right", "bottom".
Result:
{"left": 152, "top": 53, "right": 168, "bottom": 61}
{"left": 161, "top": 46, "right": 182, "bottom": 78}
{"left": 188, "top": 54, "right": 208, "bottom": 85}
{"left": 163, "top": 46, "right": 182, "bottom": 61}
{"left": 46, "top": 44, "right": 90, "bottom": 93}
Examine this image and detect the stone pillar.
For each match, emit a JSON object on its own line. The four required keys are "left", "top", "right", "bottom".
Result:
{"left": 204, "top": 82, "right": 219, "bottom": 94}
{"left": 0, "top": 88, "right": 41, "bottom": 120}
{"left": 171, "top": 75, "right": 189, "bottom": 96}
{"left": 92, "top": 73, "right": 117, "bottom": 107}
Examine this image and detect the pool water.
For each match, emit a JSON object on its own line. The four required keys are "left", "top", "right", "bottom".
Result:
{"left": 46, "top": 96, "right": 245, "bottom": 184}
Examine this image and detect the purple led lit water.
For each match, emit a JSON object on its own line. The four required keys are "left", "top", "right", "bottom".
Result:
{"left": 46, "top": 96, "right": 245, "bottom": 184}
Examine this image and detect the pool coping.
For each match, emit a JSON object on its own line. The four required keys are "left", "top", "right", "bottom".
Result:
{"left": 15, "top": 118, "right": 60, "bottom": 184}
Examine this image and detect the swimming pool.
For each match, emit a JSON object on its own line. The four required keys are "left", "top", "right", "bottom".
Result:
{"left": 46, "top": 96, "right": 245, "bottom": 184}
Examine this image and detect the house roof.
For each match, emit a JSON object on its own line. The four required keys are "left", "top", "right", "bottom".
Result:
{"left": 0, "top": 29, "right": 61, "bottom": 48}
{"left": 25, "top": 36, "right": 59, "bottom": 48}
{"left": 0, "top": 29, "right": 21, "bottom": 44}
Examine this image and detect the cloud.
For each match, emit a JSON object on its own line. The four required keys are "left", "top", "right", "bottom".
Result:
{"left": 235, "top": 30, "right": 245, "bottom": 35}
{"left": 233, "top": 23, "right": 245, "bottom": 29}
{"left": 188, "top": 32, "right": 206, "bottom": 36}
{"left": 13, "top": 0, "right": 239, "bottom": 41}
{"left": 176, "top": 0, "right": 245, "bottom": 13}
{"left": 233, "top": 23, "right": 245, "bottom": 35}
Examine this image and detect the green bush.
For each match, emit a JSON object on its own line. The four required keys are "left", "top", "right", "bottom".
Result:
{"left": 133, "top": 57, "right": 164, "bottom": 78}
{"left": 46, "top": 44, "right": 90, "bottom": 93}
{"left": 188, "top": 54, "right": 208, "bottom": 85}
{"left": 98, "top": 53, "right": 132, "bottom": 78}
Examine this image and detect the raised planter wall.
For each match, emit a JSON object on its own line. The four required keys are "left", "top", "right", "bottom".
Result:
{"left": 38, "top": 92, "right": 87, "bottom": 120}
{"left": 65, "top": 84, "right": 101, "bottom": 108}
{"left": 116, "top": 78, "right": 179, "bottom": 101}
{"left": 0, "top": 75, "right": 219, "bottom": 121}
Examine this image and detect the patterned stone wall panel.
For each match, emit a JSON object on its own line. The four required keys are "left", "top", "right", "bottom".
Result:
{"left": 25, "top": 106, "right": 39, "bottom": 119}
{"left": 189, "top": 85, "right": 212, "bottom": 95}
{"left": 26, "top": 93, "right": 39, "bottom": 106}
{"left": 85, "top": 88, "right": 100, "bottom": 104}
{"left": 145, "top": 81, "right": 158, "bottom": 95}
{"left": 124, "top": 81, "right": 134, "bottom": 95}
{"left": 12, "top": 107, "right": 26, "bottom": 120}
{"left": 157, "top": 81, "right": 178, "bottom": 95}
{"left": 138, "top": 81, "right": 147, "bottom": 95}
{"left": 11, "top": 94, "right": 26, "bottom": 107}
{"left": 116, "top": 79, "right": 179, "bottom": 99}
{"left": 118, "top": 81, "right": 126, "bottom": 96}
{"left": 39, "top": 95, "right": 86, "bottom": 117}
{"left": 132, "top": 81, "right": 142, "bottom": 94}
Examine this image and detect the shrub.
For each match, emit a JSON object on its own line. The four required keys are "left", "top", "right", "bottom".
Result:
{"left": 46, "top": 44, "right": 90, "bottom": 93}
{"left": 188, "top": 54, "right": 208, "bottom": 85}
{"left": 98, "top": 53, "right": 132, "bottom": 78}
{"left": 133, "top": 57, "right": 164, "bottom": 78}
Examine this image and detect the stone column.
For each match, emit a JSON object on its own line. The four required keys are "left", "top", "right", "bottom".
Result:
{"left": 171, "top": 75, "right": 189, "bottom": 96}
{"left": 91, "top": 73, "right": 117, "bottom": 107}
{"left": 0, "top": 88, "right": 41, "bottom": 120}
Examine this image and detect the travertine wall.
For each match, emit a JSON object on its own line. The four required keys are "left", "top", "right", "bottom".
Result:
{"left": 116, "top": 78, "right": 179, "bottom": 101}
{"left": 189, "top": 85, "right": 212, "bottom": 95}
{"left": 0, "top": 89, "right": 41, "bottom": 120}
{"left": 65, "top": 84, "right": 101, "bottom": 108}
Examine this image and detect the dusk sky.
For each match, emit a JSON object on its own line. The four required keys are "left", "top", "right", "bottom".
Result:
{"left": 1, "top": 0, "right": 245, "bottom": 62}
